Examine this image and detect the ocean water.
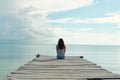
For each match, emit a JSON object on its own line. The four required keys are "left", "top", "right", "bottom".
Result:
{"left": 0, "top": 43, "right": 120, "bottom": 80}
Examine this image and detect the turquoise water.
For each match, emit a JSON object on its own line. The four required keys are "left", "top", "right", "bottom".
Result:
{"left": 0, "top": 43, "right": 120, "bottom": 80}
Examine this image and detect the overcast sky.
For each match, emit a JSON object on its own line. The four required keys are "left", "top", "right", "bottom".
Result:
{"left": 0, "top": 0, "right": 120, "bottom": 45}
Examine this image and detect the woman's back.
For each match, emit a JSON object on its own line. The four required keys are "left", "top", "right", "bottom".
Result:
{"left": 57, "top": 48, "right": 65, "bottom": 56}
{"left": 56, "top": 38, "right": 66, "bottom": 59}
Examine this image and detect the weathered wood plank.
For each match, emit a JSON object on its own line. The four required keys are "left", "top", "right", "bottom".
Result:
{"left": 12, "top": 70, "right": 107, "bottom": 73}
{"left": 5, "top": 55, "right": 120, "bottom": 80}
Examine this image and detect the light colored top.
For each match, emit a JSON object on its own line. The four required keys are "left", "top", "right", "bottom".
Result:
{"left": 57, "top": 49, "right": 65, "bottom": 57}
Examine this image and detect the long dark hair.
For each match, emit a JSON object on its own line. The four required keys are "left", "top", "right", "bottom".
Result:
{"left": 57, "top": 38, "right": 65, "bottom": 49}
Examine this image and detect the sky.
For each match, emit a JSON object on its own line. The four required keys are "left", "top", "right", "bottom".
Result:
{"left": 0, "top": 0, "right": 120, "bottom": 45}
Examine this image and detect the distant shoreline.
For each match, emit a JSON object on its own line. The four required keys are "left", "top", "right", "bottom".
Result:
{"left": 0, "top": 42, "right": 120, "bottom": 46}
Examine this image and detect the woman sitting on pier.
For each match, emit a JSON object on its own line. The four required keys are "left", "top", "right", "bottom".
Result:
{"left": 56, "top": 38, "right": 66, "bottom": 59}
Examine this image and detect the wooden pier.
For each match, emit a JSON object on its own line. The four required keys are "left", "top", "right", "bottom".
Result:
{"left": 5, "top": 55, "right": 120, "bottom": 80}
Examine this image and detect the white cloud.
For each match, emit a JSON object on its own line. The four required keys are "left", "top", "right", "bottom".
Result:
{"left": 86, "top": 13, "right": 120, "bottom": 24}
{"left": 51, "top": 13, "right": 120, "bottom": 24}
{"left": 79, "top": 28, "right": 96, "bottom": 32}
{"left": 47, "top": 25, "right": 120, "bottom": 45}
{"left": 64, "top": 28, "right": 96, "bottom": 32}
{"left": 48, "top": 12, "right": 120, "bottom": 44}
{"left": 55, "top": 29, "right": 120, "bottom": 45}
{"left": 0, "top": 0, "right": 93, "bottom": 16}
{"left": 1, "top": 11, "right": 120, "bottom": 44}
{"left": 0, "top": 9, "right": 56, "bottom": 43}
{"left": 49, "top": 13, "right": 120, "bottom": 29}
{"left": 0, "top": 0, "right": 94, "bottom": 43}
{"left": 1, "top": 0, "right": 120, "bottom": 45}
{"left": 23, "top": 0, "right": 93, "bottom": 13}
{"left": 0, "top": 0, "right": 27, "bottom": 15}
{"left": 48, "top": 18, "right": 73, "bottom": 23}
{"left": 117, "top": 24, "right": 120, "bottom": 29}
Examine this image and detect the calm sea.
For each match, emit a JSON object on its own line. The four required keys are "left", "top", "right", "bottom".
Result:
{"left": 0, "top": 43, "right": 120, "bottom": 80}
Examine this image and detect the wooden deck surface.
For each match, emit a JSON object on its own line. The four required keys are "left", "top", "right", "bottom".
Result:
{"left": 5, "top": 55, "right": 120, "bottom": 80}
